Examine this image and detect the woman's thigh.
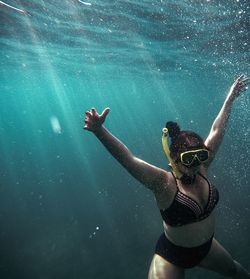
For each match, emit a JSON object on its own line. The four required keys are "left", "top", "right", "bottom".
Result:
{"left": 199, "top": 238, "right": 237, "bottom": 277}
{"left": 148, "top": 254, "right": 185, "bottom": 279}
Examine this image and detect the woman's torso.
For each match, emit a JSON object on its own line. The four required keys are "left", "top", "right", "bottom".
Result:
{"left": 163, "top": 212, "right": 216, "bottom": 247}
{"left": 154, "top": 166, "right": 218, "bottom": 247}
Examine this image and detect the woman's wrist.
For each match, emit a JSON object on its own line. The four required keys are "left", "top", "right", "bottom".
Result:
{"left": 93, "top": 125, "right": 105, "bottom": 136}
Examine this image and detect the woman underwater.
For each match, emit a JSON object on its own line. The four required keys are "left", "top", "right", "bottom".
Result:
{"left": 84, "top": 75, "right": 250, "bottom": 279}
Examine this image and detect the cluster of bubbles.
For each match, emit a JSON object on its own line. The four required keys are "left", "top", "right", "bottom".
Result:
{"left": 89, "top": 226, "right": 100, "bottom": 239}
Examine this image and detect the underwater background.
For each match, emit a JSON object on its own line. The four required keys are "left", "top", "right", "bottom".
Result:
{"left": 0, "top": 0, "right": 249, "bottom": 278}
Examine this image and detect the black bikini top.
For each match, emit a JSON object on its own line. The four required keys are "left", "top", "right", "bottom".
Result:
{"left": 160, "top": 172, "right": 219, "bottom": 227}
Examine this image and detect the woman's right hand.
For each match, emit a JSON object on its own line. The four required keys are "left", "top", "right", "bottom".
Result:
{"left": 227, "top": 74, "right": 249, "bottom": 102}
{"left": 84, "top": 107, "right": 110, "bottom": 132}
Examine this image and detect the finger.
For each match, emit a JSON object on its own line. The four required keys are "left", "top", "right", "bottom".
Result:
{"left": 84, "top": 124, "right": 89, "bottom": 130}
{"left": 238, "top": 77, "right": 249, "bottom": 84}
{"left": 91, "top": 108, "right": 97, "bottom": 116}
{"left": 237, "top": 74, "right": 245, "bottom": 81}
{"left": 84, "top": 119, "right": 89, "bottom": 124}
{"left": 100, "top": 107, "right": 110, "bottom": 119}
{"left": 85, "top": 111, "right": 92, "bottom": 117}
{"left": 236, "top": 87, "right": 247, "bottom": 94}
{"left": 239, "top": 81, "right": 249, "bottom": 87}
{"left": 238, "top": 85, "right": 248, "bottom": 91}
{"left": 239, "top": 79, "right": 249, "bottom": 86}
{"left": 242, "top": 79, "right": 249, "bottom": 85}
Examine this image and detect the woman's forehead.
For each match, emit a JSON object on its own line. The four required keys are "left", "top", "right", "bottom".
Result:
{"left": 179, "top": 144, "right": 204, "bottom": 153}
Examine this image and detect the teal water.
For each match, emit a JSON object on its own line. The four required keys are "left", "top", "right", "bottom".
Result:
{"left": 0, "top": 1, "right": 250, "bottom": 278}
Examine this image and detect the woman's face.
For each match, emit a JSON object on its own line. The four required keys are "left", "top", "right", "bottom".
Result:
{"left": 172, "top": 148, "right": 202, "bottom": 176}
{"left": 176, "top": 160, "right": 200, "bottom": 176}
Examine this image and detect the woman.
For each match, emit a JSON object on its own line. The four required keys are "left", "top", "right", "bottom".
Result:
{"left": 84, "top": 75, "right": 250, "bottom": 279}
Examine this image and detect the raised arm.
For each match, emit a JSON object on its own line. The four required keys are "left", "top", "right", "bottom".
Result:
{"left": 84, "top": 108, "right": 171, "bottom": 193}
{"left": 205, "top": 75, "right": 249, "bottom": 166}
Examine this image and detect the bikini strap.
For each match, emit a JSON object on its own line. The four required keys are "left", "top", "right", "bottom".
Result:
{"left": 197, "top": 172, "right": 211, "bottom": 187}
{"left": 171, "top": 172, "right": 179, "bottom": 188}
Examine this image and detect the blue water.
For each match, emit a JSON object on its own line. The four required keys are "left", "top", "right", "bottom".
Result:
{"left": 0, "top": 1, "right": 250, "bottom": 278}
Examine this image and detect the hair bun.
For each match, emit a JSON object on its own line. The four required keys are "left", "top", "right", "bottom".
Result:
{"left": 165, "top": 121, "right": 181, "bottom": 141}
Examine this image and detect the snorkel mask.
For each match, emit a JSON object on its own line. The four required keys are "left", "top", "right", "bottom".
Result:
{"left": 180, "top": 149, "right": 209, "bottom": 167}
{"left": 162, "top": 128, "right": 208, "bottom": 184}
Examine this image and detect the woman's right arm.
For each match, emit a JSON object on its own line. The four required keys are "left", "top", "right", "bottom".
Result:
{"left": 84, "top": 108, "right": 172, "bottom": 193}
{"left": 204, "top": 75, "right": 248, "bottom": 167}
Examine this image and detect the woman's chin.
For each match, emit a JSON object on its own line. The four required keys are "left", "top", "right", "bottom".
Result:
{"left": 184, "top": 166, "right": 200, "bottom": 175}
{"left": 176, "top": 162, "right": 200, "bottom": 176}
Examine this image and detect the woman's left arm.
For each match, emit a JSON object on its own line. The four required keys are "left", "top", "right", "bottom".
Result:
{"left": 204, "top": 74, "right": 249, "bottom": 166}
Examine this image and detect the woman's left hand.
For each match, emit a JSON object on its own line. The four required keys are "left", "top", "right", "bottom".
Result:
{"left": 227, "top": 74, "right": 249, "bottom": 101}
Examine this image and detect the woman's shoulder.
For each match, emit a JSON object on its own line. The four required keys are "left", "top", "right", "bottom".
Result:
{"left": 153, "top": 171, "right": 178, "bottom": 209}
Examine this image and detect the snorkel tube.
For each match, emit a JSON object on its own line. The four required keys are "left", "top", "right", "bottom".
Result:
{"left": 162, "top": 128, "right": 182, "bottom": 179}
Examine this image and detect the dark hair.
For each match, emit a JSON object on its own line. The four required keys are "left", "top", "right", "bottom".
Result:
{"left": 166, "top": 121, "right": 206, "bottom": 159}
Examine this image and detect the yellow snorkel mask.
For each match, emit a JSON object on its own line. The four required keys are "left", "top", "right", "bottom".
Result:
{"left": 162, "top": 127, "right": 182, "bottom": 179}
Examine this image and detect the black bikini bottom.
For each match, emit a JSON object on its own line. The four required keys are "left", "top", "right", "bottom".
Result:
{"left": 155, "top": 233, "right": 213, "bottom": 269}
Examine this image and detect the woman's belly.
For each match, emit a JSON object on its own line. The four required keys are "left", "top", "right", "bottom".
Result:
{"left": 163, "top": 212, "right": 216, "bottom": 247}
